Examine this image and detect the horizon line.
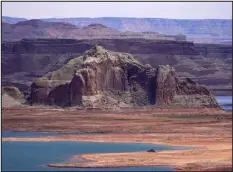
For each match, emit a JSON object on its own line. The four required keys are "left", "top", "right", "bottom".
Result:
{"left": 3, "top": 15, "right": 232, "bottom": 20}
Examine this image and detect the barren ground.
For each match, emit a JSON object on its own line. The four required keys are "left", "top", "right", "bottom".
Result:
{"left": 2, "top": 107, "right": 232, "bottom": 171}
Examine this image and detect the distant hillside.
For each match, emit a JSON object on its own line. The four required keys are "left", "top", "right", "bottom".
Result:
{"left": 2, "top": 19, "right": 186, "bottom": 42}
{"left": 3, "top": 16, "right": 231, "bottom": 44}
{"left": 2, "top": 16, "right": 26, "bottom": 24}
{"left": 2, "top": 20, "right": 77, "bottom": 41}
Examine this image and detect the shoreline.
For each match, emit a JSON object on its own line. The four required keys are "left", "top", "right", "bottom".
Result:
{"left": 3, "top": 133, "right": 229, "bottom": 148}
{"left": 3, "top": 132, "right": 232, "bottom": 171}
{"left": 47, "top": 150, "right": 232, "bottom": 171}
{"left": 2, "top": 107, "right": 232, "bottom": 171}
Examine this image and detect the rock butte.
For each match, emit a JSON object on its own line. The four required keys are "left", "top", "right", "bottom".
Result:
{"left": 28, "top": 45, "right": 218, "bottom": 108}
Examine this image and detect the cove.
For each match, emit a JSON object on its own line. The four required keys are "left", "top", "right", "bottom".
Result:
{"left": 2, "top": 132, "right": 189, "bottom": 171}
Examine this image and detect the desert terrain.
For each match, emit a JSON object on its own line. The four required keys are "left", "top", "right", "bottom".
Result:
{"left": 3, "top": 16, "right": 232, "bottom": 44}
{"left": 2, "top": 11, "right": 232, "bottom": 172}
{"left": 2, "top": 106, "right": 232, "bottom": 171}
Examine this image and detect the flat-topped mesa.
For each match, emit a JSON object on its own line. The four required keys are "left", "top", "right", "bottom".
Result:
{"left": 83, "top": 24, "right": 109, "bottom": 29}
{"left": 28, "top": 45, "right": 219, "bottom": 108}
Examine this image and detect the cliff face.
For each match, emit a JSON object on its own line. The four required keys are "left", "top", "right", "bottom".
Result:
{"left": 2, "top": 38, "right": 232, "bottom": 95}
{"left": 43, "top": 18, "right": 233, "bottom": 45}
{"left": 3, "top": 16, "right": 231, "bottom": 44}
{"left": 28, "top": 45, "right": 218, "bottom": 108}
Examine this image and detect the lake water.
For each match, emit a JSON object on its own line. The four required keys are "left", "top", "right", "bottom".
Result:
{"left": 3, "top": 96, "right": 230, "bottom": 171}
{"left": 216, "top": 96, "right": 232, "bottom": 111}
{"left": 2, "top": 132, "right": 188, "bottom": 171}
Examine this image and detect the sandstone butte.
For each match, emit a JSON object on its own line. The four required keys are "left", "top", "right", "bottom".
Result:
{"left": 27, "top": 45, "right": 219, "bottom": 109}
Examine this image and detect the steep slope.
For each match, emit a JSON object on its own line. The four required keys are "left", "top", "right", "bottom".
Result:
{"left": 2, "top": 38, "right": 231, "bottom": 96}
{"left": 28, "top": 45, "right": 218, "bottom": 108}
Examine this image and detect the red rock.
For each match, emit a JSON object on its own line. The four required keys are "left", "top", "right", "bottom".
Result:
{"left": 28, "top": 46, "right": 219, "bottom": 108}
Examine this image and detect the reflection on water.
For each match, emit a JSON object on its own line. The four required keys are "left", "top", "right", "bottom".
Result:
{"left": 216, "top": 96, "right": 232, "bottom": 111}
{"left": 2, "top": 132, "right": 184, "bottom": 171}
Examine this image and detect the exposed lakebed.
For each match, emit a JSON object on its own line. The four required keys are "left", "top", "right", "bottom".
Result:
{"left": 2, "top": 96, "right": 231, "bottom": 171}
{"left": 2, "top": 131, "right": 190, "bottom": 171}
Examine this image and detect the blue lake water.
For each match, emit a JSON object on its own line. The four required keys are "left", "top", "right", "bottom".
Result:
{"left": 216, "top": 96, "right": 232, "bottom": 111}
{"left": 2, "top": 132, "right": 187, "bottom": 171}
{"left": 3, "top": 96, "right": 229, "bottom": 171}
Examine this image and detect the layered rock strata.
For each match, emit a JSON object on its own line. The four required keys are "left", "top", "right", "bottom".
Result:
{"left": 28, "top": 45, "right": 218, "bottom": 108}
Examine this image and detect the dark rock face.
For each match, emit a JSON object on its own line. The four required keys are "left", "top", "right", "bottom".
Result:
{"left": 155, "top": 65, "right": 177, "bottom": 105}
{"left": 28, "top": 45, "right": 219, "bottom": 108}
{"left": 154, "top": 66, "right": 218, "bottom": 107}
{"left": 48, "top": 83, "right": 70, "bottom": 107}
{"left": 2, "top": 39, "right": 231, "bottom": 95}
{"left": 30, "top": 82, "right": 51, "bottom": 105}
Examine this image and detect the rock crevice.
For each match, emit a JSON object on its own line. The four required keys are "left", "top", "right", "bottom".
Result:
{"left": 28, "top": 45, "right": 219, "bottom": 108}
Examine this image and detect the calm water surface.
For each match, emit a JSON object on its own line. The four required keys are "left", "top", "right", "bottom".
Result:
{"left": 3, "top": 96, "right": 229, "bottom": 171}
{"left": 2, "top": 132, "right": 185, "bottom": 171}
{"left": 216, "top": 96, "right": 232, "bottom": 111}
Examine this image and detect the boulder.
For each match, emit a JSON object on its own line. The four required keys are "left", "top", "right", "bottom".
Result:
{"left": 147, "top": 149, "right": 156, "bottom": 152}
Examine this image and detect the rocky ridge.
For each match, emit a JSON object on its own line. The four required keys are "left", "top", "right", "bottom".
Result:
{"left": 2, "top": 20, "right": 186, "bottom": 42}
{"left": 2, "top": 38, "right": 231, "bottom": 97}
{"left": 28, "top": 45, "right": 218, "bottom": 108}
{"left": 3, "top": 16, "right": 231, "bottom": 44}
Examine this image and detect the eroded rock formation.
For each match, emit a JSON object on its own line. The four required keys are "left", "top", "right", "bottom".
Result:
{"left": 2, "top": 86, "right": 24, "bottom": 100}
{"left": 28, "top": 45, "right": 219, "bottom": 108}
{"left": 2, "top": 86, "right": 25, "bottom": 108}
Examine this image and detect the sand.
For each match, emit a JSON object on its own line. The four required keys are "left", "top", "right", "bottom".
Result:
{"left": 2, "top": 107, "right": 232, "bottom": 171}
